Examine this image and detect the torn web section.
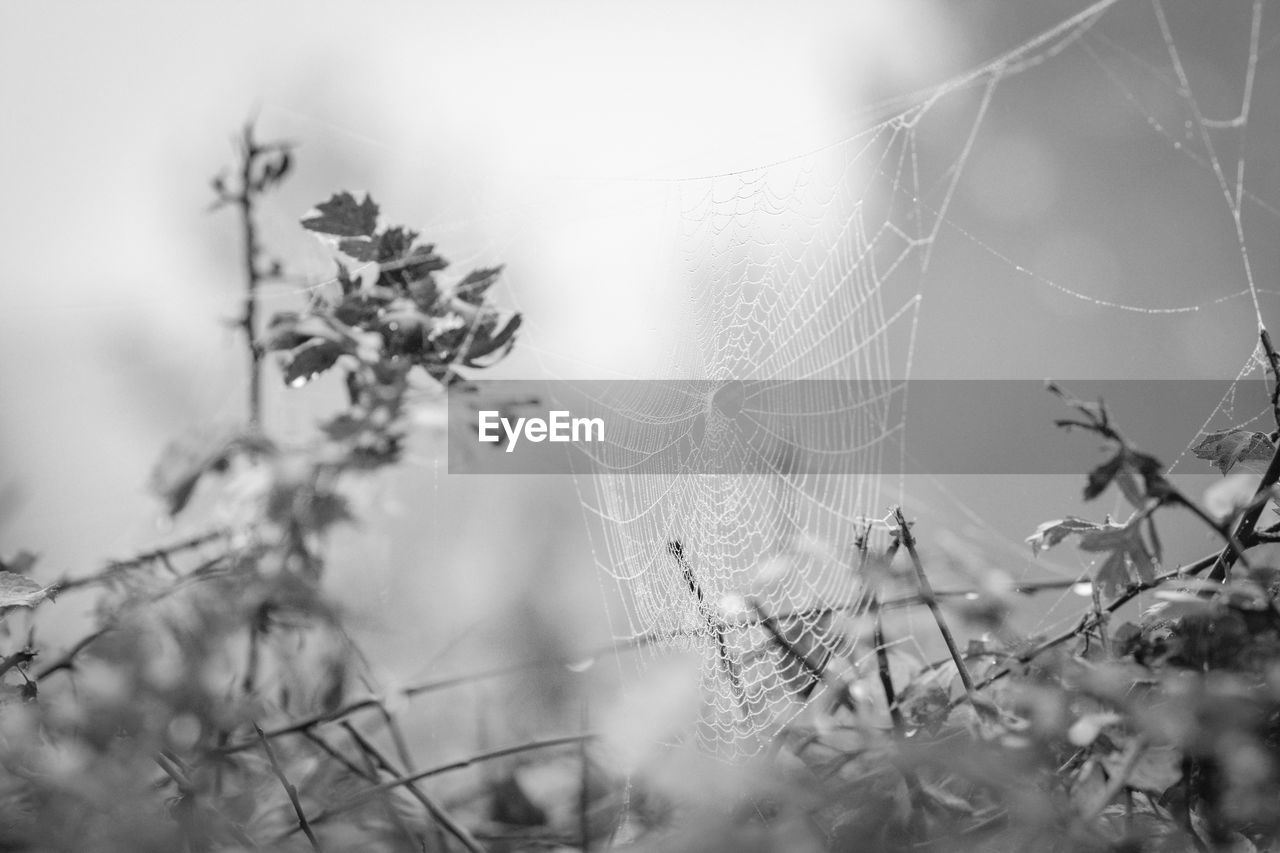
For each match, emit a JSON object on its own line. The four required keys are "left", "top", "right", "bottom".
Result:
{"left": 576, "top": 124, "right": 926, "bottom": 757}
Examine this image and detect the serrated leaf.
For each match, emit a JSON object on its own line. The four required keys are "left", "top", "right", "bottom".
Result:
{"left": 1192, "top": 428, "right": 1275, "bottom": 475}
{"left": 0, "top": 572, "right": 56, "bottom": 610}
{"left": 374, "top": 227, "right": 419, "bottom": 266}
{"left": 455, "top": 266, "right": 504, "bottom": 305}
{"left": 1078, "top": 518, "right": 1156, "bottom": 598}
{"left": 1026, "top": 517, "right": 1100, "bottom": 556}
{"left": 301, "top": 191, "right": 378, "bottom": 238}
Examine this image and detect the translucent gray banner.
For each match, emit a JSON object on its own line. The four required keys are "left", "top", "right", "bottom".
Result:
{"left": 445, "top": 380, "right": 1268, "bottom": 475}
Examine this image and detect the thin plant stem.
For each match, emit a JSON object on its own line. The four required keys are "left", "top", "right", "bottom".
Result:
{"left": 255, "top": 723, "right": 323, "bottom": 851}
{"left": 340, "top": 722, "right": 485, "bottom": 853}
{"left": 280, "top": 733, "right": 596, "bottom": 840}
{"left": 874, "top": 599, "right": 906, "bottom": 737}
{"left": 894, "top": 507, "right": 986, "bottom": 718}
{"left": 749, "top": 599, "right": 857, "bottom": 715}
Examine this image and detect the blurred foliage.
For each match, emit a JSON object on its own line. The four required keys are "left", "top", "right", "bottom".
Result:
{"left": 6, "top": 129, "right": 1280, "bottom": 853}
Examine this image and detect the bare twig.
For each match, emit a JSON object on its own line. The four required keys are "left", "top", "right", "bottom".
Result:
{"left": 213, "top": 122, "right": 291, "bottom": 426}
{"left": 235, "top": 124, "right": 265, "bottom": 426}
{"left": 255, "top": 723, "right": 323, "bottom": 851}
{"left": 221, "top": 698, "right": 382, "bottom": 753}
{"left": 301, "top": 730, "right": 373, "bottom": 780}
{"left": 56, "top": 528, "right": 229, "bottom": 593}
{"left": 35, "top": 628, "right": 108, "bottom": 681}
{"left": 0, "top": 648, "right": 35, "bottom": 681}
{"left": 340, "top": 722, "right": 486, "bottom": 853}
{"left": 374, "top": 704, "right": 416, "bottom": 780}
{"left": 155, "top": 754, "right": 261, "bottom": 850}
{"left": 873, "top": 599, "right": 906, "bottom": 737}
{"left": 281, "top": 733, "right": 596, "bottom": 839}
{"left": 345, "top": 728, "right": 423, "bottom": 848}
{"left": 894, "top": 508, "right": 989, "bottom": 719}
{"left": 749, "top": 599, "right": 857, "bottom": 715}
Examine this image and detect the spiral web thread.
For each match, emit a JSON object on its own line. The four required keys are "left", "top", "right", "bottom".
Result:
{"left": 564, "top": 0, "right": 1280, "bottom": 757}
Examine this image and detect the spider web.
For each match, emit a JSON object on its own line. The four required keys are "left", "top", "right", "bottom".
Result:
{"left": 549, "top": 0, "right": 1280, "bottom": 757}
{"left": 256, "top": 0, "right": 1280, "bottom": 759}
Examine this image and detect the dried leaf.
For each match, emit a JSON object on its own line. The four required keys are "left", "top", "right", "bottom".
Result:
{"left": 0, "top": 572, "right": 56, "bottom": 610}
{"left": 1192, "top": 429, "right": 1275, "bottom": 475}
{"left": 1026, "top": 517, "right": 1099, "bottom": 556}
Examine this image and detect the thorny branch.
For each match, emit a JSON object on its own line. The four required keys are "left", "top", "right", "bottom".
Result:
{"left": 55, "top": 528, "right": 230, "bottom": 593}
{"left": 211, "top": 123, "right": 291, "bottom": 427}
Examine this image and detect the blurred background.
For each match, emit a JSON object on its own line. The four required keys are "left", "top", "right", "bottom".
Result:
{"left": 3, "top": 0, "right": 1280, "bottom": 770}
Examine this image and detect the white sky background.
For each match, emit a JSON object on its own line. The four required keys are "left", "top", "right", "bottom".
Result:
{"left": 0, "top": 1, "right": 959, "bottom": 669}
